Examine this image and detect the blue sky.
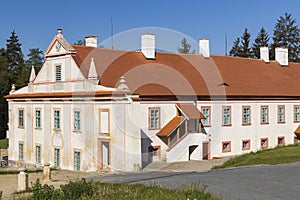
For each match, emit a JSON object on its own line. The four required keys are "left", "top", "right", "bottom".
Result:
{"left": 1, "top": 0, "right": 300, "bottom": 56}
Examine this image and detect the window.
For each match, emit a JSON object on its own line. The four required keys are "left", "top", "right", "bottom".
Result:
{"left": 261, "top": 106, "right": 269, "bottom": 124}
{"left": 278, "top": 137, "right": 285, "bottom": 146}
{"left": 149, "top": 107, "right": 160, "bottom": 129}
{"left": 222, "top": 106, "right": 231, "bottom": 126}
{"left": 74, "top": 151, "right": 81, "bottom": 171}
{"left": 35, "top": 110, "right": 41, "bottom": 128}
{"left": 19, "top": 143, "right": 24, "bottom": 160}
{"left": 294, "top": 106, "right": 300, "bottom": 122}
{"left": 54, "top": 110, "right": 60, "bottom": 129}
{"left": 222, "top": 141, "right": 231, "bottom": 153}
{"left": 242, "top": 106, "right": 251, "bottom": 125}
{"left": 99, "top": 109, "right": 110, "bottom": 134}
{"left": 261, "top": 138, "right": 268, "bottom": 149}
{"left": 36, "top": 145, "right": 41, "bottom": 163}
{"left": 54, "top": 148, "right": 60, "bottom": 167}
{"left": 18, "top": 109, "right": 24, "bottom": 127}
{"left": 201, "top": 107, "right": 211, "bottom": 126}
{"left": 74, "top": 111, "right": 80, "bottom": 131}
{"left": 242, "top": 140, "right": 250, "bottom": 150}
{"left": 278, "top": 105, "right": 285, "bottom": 123}
{"left": 55, "top": 65, "right": 61, "bottom": 81}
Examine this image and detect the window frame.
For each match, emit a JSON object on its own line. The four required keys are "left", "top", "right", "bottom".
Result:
{"left": 54, "top": 148, "right": 60, "bottom": 167}
{"left": 277, "top": 105, "right": 285, "bottom": 124}
{"left": 55, "top": 65, "right": 62, "bottom": 82}
{"left": 98, "top": 108, "right": 110, "bottom": 134}
{"left": 242, "top": 139, "right": 251, "bottom": 150}
{"left": 277, "top": 136, "right": 285, "bottom": 146}
{"left": 74, "top": 150, "right": 81, "bottom": 171}
{"left": 222, "top": 106, "right": 232, "bottom": 126}
{"left": 260, "top": 106, "right": 269, "bottom": 125}
{"left": 19, "top": 142, "right": 24, "bottom": 161}
{"left": 148, "top": 107, "right": 161, "bottom": 130}
{"left": 201, "top": 106, "right": 211, "bottom": 127}
{"left": 260, "top": 138, "right": 269, "bottom": 149}
{"left": 74, "top": 110, "right": 81, "bottom": 132}
{"left": 242, "top": 106, "right": 251, "bottom": 126}
{"left": 222, "top": 141, "right": 231, "bottom": 153}
{"left": 35, "top": 109, "right": 42, "bottom": 129}
{"left": 54, "top": 109, "right": 61, "bottom": 130}
{"left": 36, "top": 145, "right": 41, "bottom": 164}
{"left": 294, "top": 105, "right": 300, "bottom": 123}
{"left": 18, "top": 108, "right": 24, "bottom": 128}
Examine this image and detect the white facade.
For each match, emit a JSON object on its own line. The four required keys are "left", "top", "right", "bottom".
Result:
{"left": 5, "top": 30, "right": 300, "bottom": 172}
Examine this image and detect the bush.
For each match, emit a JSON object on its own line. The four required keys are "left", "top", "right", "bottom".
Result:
{"left": 0, "top": 139, "right": 8, "bottom": 149}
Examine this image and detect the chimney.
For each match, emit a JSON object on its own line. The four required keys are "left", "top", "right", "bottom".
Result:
{"left": 57, "top": 28, "right": 63, "bottom": 38}
{"left": 199, "top": 38, "right": 210, "bottom": 58}
{"left": 141, "top": 33, "right": 155, "bottom": 59}
{"left": 275, "top": 47, "right": 288, "bottom": 66}
{"left": 85, "top": 36, "right": 98, "bottom": 47}
{"left": 260, "top": 47, "right": 269, "bottom": 63}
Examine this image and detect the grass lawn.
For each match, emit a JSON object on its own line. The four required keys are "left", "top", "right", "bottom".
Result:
{"left": 213, "top": 144, "right": 300, "bottom": 169}
{"left": 0, "top": 138, "right": 8, "bottom": 149}
{"left": 17, "top": 179, "right": 220, "bottom": 200}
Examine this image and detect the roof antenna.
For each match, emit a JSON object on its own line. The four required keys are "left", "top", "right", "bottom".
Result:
{"left": 225, "top": 33, "right": 228, "bottom": 56}
{"left": 111, "top": 17, "right": 114, "bottom": 49}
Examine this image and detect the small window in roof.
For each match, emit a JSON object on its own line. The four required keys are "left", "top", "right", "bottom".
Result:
{"left": 218, "top": 83, "right": 229, "bottom": 87}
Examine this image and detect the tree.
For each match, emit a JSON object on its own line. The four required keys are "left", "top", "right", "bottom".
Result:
{"left": 252, "top": 28, "right": 270, "bottom": 59}
{"left": 178, "top": 38, "right": 195, "bottom": 54}
{"left": 229, "top": 37, "right": 242, "bottom": 56}
{"left": 74, "top": 40, "right": 85, "bottom": 46}
{"left": 270, "top": 13, "right": 300, "bottom": 62}
{"left": 240, "top": 28, "right": 252, "bottom": 58}
{"left": 0, "top": 48, "right": 9, "bottom": 139}
{"left": 6, "top": 30, "right": 28, "bottom": 88}
{"left": 26, "top": 48, "right": 44, "bottom": 73}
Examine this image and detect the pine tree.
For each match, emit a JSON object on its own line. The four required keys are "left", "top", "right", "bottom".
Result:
{"left": 270, "top": 13, "right": 300, "bottom": 62}
{"left": 0, "top": 48, "right": 9, "bottom": 138}
{"left": 252, "top": 28, "right": 270, "bottom": 59}
{"left": 229, "top": 37, "right": 242, "bottom": 56}
{"left": 6, "top": 30, "right": 28, "bottom": 88}
{"left": 240, "top": 28, "right": 252, "bottom": 58}
{"left": 178, "top": 38, "right": 194, "bottom": 54}
{"left": 74, "top": 40, "right": 85, "bottom": 46}
{"left": 26, "top": 48, "right": 44, "bottom": 73}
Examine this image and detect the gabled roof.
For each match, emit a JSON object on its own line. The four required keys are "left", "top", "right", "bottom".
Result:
{"left": 71, "top": 45, "right": 300, "bottom": 98}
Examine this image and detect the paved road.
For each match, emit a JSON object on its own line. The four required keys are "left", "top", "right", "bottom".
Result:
{"left": 90, "top": 162, "right": 300, "bottom": 200}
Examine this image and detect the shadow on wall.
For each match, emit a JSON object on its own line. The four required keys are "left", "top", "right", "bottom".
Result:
{"left": 141, "top": 130, "right": 153, "bottom": 169}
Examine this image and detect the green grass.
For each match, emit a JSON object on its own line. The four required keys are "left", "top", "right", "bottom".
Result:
{"left": 213, "top": 144, "right": 300, "bottom": 169}
{"left": 18, "top": 178, "right": 220, "bottom": 200}
{"left": 0, "top": 138, "right": 8, "bottom": 149}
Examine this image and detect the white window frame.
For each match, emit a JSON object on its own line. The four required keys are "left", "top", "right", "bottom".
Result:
{"left": 74, "top": 110, "right": 81, "bottom": 131}
{"left": 54, "top": 148, "right": 60, "bottom": 167}
{"left": 55, "top": 65, "right": 61, "bottom": 82}
{"left": 74, "top": 151, "right": 81, "bottom": 171}
{"left": 54, "top": 110, "right": 60, "bottom": 129}
{"left": 222, "top": 106, "right": 231, "bottom": 126}
{"left": 278, "top": 105, "right": 285, "bottom": 123}
{"left": 36, "top": 145, "right": 41, "bottom": 163}
{"left": 149, "top": 107, "right": 160, "bottom": 129}
{"left": 35, "top": 109, "right": 41, "bottom": 128}
{"left": 201, "top": 107, "right": 211, "bottom": 126}
{"left": 19, "top": 143, "right": 24, "bottom": 160}
{"left": 18, "top": 109, "right": 24, "bottom": 127}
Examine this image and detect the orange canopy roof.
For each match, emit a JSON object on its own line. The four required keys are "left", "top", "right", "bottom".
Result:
{"left": 156, "top": 116, "right": 184, "bottom": 137}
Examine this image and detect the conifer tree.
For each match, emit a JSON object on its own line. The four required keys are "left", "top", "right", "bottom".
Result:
{"left": 252, "top": 28, "right": 270, "bottom": 59}
{"left": 26, "top": 48, "right": 44, "bottom": 73}
{"left": 0, "top": 48, "right": 9, "bottom": 138}
{"left": 270, "top": 13, "right": 300, "bottom": 62}
{"left": 178, "top": 38, "right": 195, "bottom": 54}
{"left": 240, "top": 28, "right": 252, "bottom": 58}
{"left": 229, "top": 37, "right": 242, "bottom": 56}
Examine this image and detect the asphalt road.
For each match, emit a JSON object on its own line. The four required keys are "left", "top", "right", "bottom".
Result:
{"left": 90, "top": 162, "right": 300, "bottom": 200}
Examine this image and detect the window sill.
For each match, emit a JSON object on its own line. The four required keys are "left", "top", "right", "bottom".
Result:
{"left": 260, "top": 122, "right": 269, "bottom": 125}
{"left": 242, "top": 123, "right": 251, "bottom": 126}
{"left": 18, "top": 126, "right": 25, "bottom": 129}
{"left": 261, "top": 146, "right": 268, "bottom": 149}
{"left": 222, "top": 124, "right": 232, "bottom": 127}
{"left": 73, "top": 130, "right": 82, "bottom": 134}
{"left": 277, "top": 122, "right": 285, "bottom": 124}
{"left": 222, "top": 150, "right": 231, "bottom": 153}
{"left": 53, "top": 128, "right": 61, "bottom": 132}
{"left": 149, "top": 128, "right": 161, "bottom": 130}
{"left": 203, "top": 125, "right": 211, "bottom": 127}
{"left": 242, "top": 148, "right": 250, "bottom": 151}
{"left": 35, "top": 128, "right": 42, "bottom": 130}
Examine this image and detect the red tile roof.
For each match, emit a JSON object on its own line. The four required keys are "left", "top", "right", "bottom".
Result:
{"left": 176, "top": 103, "right": 205, "bottom": 119}
{"left": 156, "top": 116, "right": 184, "bottom": 137}
{"left": 71, "top": 45, "right": 300, "bottom": 98}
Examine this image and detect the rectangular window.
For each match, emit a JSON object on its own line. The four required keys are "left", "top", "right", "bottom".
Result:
{"left": 99, "top": 109, "right": 110, "bottom": 134}
{"left": 74, "top": 151, "right": 81, "bottom": 171}
{"left": 55, "top": 65, "right": 61, "bottom": 82}
{"left": 35, "top": 110, "right": 41, "bottom": 128}
{"left": 261, "top": 106, "right": 269, "bottom": 124}
{"left": 222, "top": 141, "right": 231, "bottom": 153}
{"left": 19, "top": 143, "right": 24, "bottom": 160}
{"left": 278, "top": 136, "right": 285, "bottom": 146}
{"left": 261, "top": 138, "right": 268, "bottom": 149}
{"left": 36, "top": 145, "right": 41, "bottom": 163}
{"left": 242, "top": 106, "right": 251, "bottom": 125}
{"left": 74, "top": 111, "right": 80, "bottom": 131}
{"left": 149, "top": 107, "right": 160, "bottom": 129}
{"left": 18, "top": 109, "right": 24, "bottom": 127}
{"left": 294, "top": 105, "right": 300, "bottom": 122}
{"left": 242, "top": 139, "right": 250, "bottom": 150}
{"left": 54, "top": 110, "right": 60, "bottom": 129}
{"left": 201, "top": 107, "right": 211, "bottom": 126}
{"left": 278, "top": 105, "right": 285, "bottom": 123}
{"left": 222, "top": 106, "right": 231, "bottom": 126}
{"left": 54, "top": 148, "right": 60, "bottom": 167}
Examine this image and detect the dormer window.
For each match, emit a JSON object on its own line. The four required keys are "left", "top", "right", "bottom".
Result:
{"left": 56, "top": 65, "right": 61, "bottom": 82}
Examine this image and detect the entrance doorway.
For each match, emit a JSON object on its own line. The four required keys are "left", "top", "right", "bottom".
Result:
{"left": 202, "top": 141, "right": 210, "bottom": 160}
{"left": 98, "top": 139, "right": 110, "bottom": 170}
{"left": 188, "top": 145, "right": 198, "bottom": 160}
